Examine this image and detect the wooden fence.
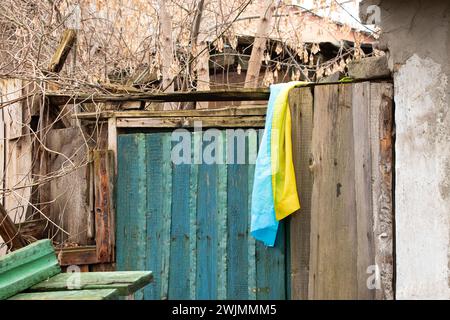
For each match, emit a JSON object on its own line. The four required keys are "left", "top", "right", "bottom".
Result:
{"left": 289, "top": 82, "right": 394, "bottom": 300}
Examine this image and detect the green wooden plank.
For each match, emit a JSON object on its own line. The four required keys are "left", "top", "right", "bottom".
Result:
{"left": 144, "top": 133, "right": 163, "bottom": 300}
{"left": 133, "top": 134, "right": 148, "bottom": 291}
{"left": 247, "top": 131, "right": 258, "bottom": 300}
{"left": 189, "top": 133, "right": 199, "bottom": 300}
{"left": 116, "top": 135, "right": 134, "bottom": 280}
{"left": 0, "top": 239, "right": 61, "bottom": 300}
{"left": 28, "top": 271, "right": 153, "bottom": 296}
{"left": 116, "top": 134, "right": 147, "bottom": 300}
{"left": 160, "top": 133, "right": 173, "bottom": 299}
{"left": 0, "top": 239, "right": 55, "bottom": 273}
{"left": 196, "top": 138, "right": 218, "bottom": 299}
{"left": 285, "top": 219, "right": 291, "bottom": 300}
{"left": 217, "top": 132, "right": 228, "bottom": 300}
{"left": 168, "top": 142, "right": 191, "bottom": 299}
{"left": 144, "top": 133, "right": 173, "bottom": 300}
{"left": 226, "top": 134, "right": 249, "bottom": 299}
{"left": 9, "top": 289, "right": 119, "bottom": 300}
{"left": 255, "top": 223, "right": 286, "bottom": 300}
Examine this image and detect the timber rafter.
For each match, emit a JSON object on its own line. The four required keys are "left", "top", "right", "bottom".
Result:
{"left": 47, "top": 88, "right": 271, "bottom": 106}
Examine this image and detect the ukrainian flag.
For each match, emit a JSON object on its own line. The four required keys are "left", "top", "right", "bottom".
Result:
{"left": 251, "top": 81, "right": 308, "bottom": 246}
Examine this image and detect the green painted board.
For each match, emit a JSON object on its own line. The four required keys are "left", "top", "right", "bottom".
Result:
{"left": 227, "top": 136, "right": 250, "bottom": 299}
{"left": 116, "top": 134, "right": 148, "bottom": 300}
{"left": 168, "top": 148, "right": 191, "bottom": 299}
{"left": 0, "top": 239, "right": 61, "bottom": 300}
{"left": 0, "top": 240, "right": 56, "bottom": 273}
{"left": 144, "top": 133, "right": 172, "bottom": 300}
{"left": 28, "top": 271, "right": 153, "bottom": 296}
{"left": 196, "top": 151, "right": 219, "bottom": 299}
{"left": 9, "top": 289, "right": 119, "bottom": 300}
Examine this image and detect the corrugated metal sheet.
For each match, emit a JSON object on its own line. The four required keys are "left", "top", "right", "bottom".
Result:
{"left": 116, "top": 131, "right": 287, "bottom": 300}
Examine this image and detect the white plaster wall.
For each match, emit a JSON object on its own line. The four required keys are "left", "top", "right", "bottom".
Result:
{"left": 395, "top": 54, "right": 450, "bottom": 299}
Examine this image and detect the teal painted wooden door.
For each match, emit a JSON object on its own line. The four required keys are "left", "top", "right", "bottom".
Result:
{"left": 116, "top": 131, "right": 287, "bottom": 300}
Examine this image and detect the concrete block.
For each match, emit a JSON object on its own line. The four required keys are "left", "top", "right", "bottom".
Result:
{"left": 348, "top": 55, "right": 390, "bottom": 80}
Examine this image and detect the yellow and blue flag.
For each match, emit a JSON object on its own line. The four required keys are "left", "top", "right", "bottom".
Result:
{"left": 251, "top": 81, "right": 308, "bottom": 246}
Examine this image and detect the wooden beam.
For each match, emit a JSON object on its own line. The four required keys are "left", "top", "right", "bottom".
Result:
{"left": 72, "top": 105, "right": 267, "bottom": 119}
{"left": 93, "top": 150, "right": 115, "bottom": 263}
{"left": 48, "top": 29, "right": 77, "bottom": 73}
{"left": 9, "top": 289, "right": 119, "bottom": 300}
{"left": 98, "top": 83, "right": 144, "bottom": 94}
{"left": 47, "top": 79, "right": 394, "bottom": 106}
{"left": 28, "top": 271, "right": 153, "bottom": 296}
{"left": 56, "top": 245, "right": 99, "bottom": 266}
{"left": 0, "top": 239, "right": 61, "bottom": 300}
{"left": 0, "top": 203, "right": 27, "bottom": 251}
{"left": 15, "top": 219, "right": 46, "bottom": 240}
{"left": 115, "top": 116, "right": 266, "bottom": 128}
{"left": 47, "top": 88, "right": 271, "bottom": 105}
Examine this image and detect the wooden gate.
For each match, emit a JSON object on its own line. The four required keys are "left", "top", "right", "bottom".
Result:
{"left": 116, "top": 131, "right": 288, "bottom": 300}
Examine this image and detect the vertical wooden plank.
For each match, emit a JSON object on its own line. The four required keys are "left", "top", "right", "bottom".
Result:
{"left": 2, "top": 79, "right": 23, "bottom": 140}
{"left": 217, "top": 132, "right": 228, "bottom": 300}
{"left": 1, "top": 79, "right": 32, "bottom": 225}
{"left": 251, "top": 127, "right": 286, "bottom": 300}
{"left": 46, "top": 127, "right": 92, "bottom": 246}
{"left": 196, "top": 140, "right": 218, "bottom": 299}
{"left": 168, "top": 140, "right": 191, "bottom": 299}
{"left": 226, "top": 133, "right": 249, "bottom": 299}
{"left": 255, "top": 127, "right": 286, "bottom": 302}
{"left": 352, "top": 82, "right": 375, "bottom": 299}
{"left": 37, "top": 89, "right": 51, "bottom": 232}
{"left": 288, "top": 87, "right": 314, "bottom": 300}
{"left": 370, "top": 83, "right": 394, "bottom": 300}
{"left": 144, "top": 133, "right": 172, "bottom": 300}
{"left": 308, "top": 84, "right": 358, "bottom": 299}
{"left": 116, "top": 134, "right": 133, "bottom": 288}
{"left": 255, "top": 224, "right": 286, "bottom": 300}
{"left": 189, "top": 134, "right": 199, "bottom": 299}
{"left": 87, "top": 156, "right": 95, "bottom": 240}
{"left": 307, "top": 86, "right": 325, "bottom": 300}
{"left": 0, "top": 84, "right": 5, "bottom": 256}
{"left": 116, "top": 135, "right": 127, "bottom": 271}
{"left": 108, "top": 117, "right": 118, "bottom": 175}
{"left": 93, "top": 150, "right": 115, "bottom": 263}
{"left": 143, "top": 133, "right": 162, "bottom": 299}
{"left": 247, "top": 131, "right": 257, "bottom": 300}
{"left": 116, "top": 134, "right": 147, "bottom": 300}
{"left": 0, "top": 87, "right": 4, "bottom": 202}
{"left": 120, "top": 134, "right": 145, "bottom": 284}
{"left": 160, "top": 133, "right": 172, "bottom": 299}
